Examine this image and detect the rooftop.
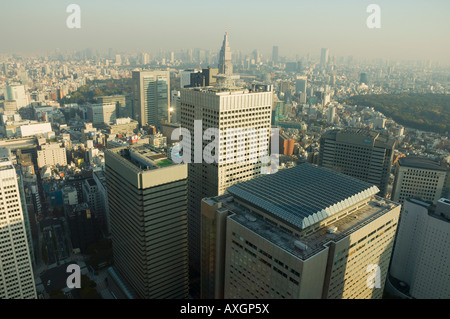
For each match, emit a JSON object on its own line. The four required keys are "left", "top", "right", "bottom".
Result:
{"left": 114, "top": 144, "right": 175, "bottom": 171}
{"left": 399, "top": 156, "right": 448, "bottom": 171}
{"left": 227, "top": 163, "right": 380, "bottom": 230}
{"left": 221, "top": 194, "right": 399, "bottom": 260}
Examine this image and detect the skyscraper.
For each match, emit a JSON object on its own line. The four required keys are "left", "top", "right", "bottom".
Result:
{"left": 4, "top": 85, "right": 29, "bottom": 109}
{"left": 218, "top": 32, "right": 233, "bottom": 76}
{"left": 327, "top": 106, "right": 336, "bottom": 123}
{"left": 320, "top": 48, "right": 329, "bottom": 66}
{"left": 387, "top": 198, "right": 450, "bottom": 298}
{"left": 180, "top": 33, "right": 273, "bottom": 282}
{"left": 180, "top": 84, "right": 274, "bottom": 277}
{"left": 272, "top": 46, "right": 279, "bottom": 64}
{"left": 132, "top": 70, "right": 170, "bottom": 128}
{"left": 318, "top": 128, "right": 395, "bottom": 197}
{"left": 360, "top": 73, "right": 369, "bottom": 85}
{"left": 201, "top": 164, "right": 401, "bottom": 299}
{"left": 105, "top": 145, "right": 189, "bottom": 299}
{"left": 0, "top": 149, "right": 36, "bottom": 299}
{"left": 295, "top": 76, "right": 307, "bottom": 95}
{"left": 391, "top": 157, "right": 448, "bottom": 204}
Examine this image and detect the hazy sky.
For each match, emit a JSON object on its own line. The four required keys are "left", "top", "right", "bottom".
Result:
{"left": 1, "top": 0, "right": 449, "bottom": 63}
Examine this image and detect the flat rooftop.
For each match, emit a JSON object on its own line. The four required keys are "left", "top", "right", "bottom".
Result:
{"left": 399, "top": 157, "right": 448, "bottom": 171}
{"left": 227, "top": 163, "right": 379, "bottom": 229}
{"left": 113, "top": 144, "right": 175, "bottom": 171}
{"left": 222, "top": 195, "right": 399, "bottom": 260}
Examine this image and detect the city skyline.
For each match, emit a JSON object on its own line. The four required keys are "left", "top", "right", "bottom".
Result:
{"left": 0, "top": 0, "right": 449, "bottom": 303}
{"left": 1, "top": 0, "right": 450, "bottom": 65}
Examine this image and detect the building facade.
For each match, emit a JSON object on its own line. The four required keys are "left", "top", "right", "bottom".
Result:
{"left": 391, "top": 157, "right": 448, "bottom": 204}
{"left": 0, "top": 152, "right": 36, "bottom": 299}
{"left": 132, "top": 70, "right": 170, "bottom": 128}
{"left": 105, "top": 145, "right": 189, "bottom": 299}
{"left": 201, "top": 164, "right": 401, "bottom": 299}
{"left": 180, "top": 84, "right": 273, "bottom": 274}
{"left": 388, "top": 198, "right": 450, "bottom": 298}
{"left": 318, "top": 128, "right": 395, "bottom": 198}
{"left": 37, "top": 143, "right": 67, "bottom": 168}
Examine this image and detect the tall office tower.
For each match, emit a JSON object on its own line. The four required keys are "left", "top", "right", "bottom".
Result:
{"left": 272, "top": 46, "right": 279, "bottom": 64}
{"left": 295, "top": 76, "right": 307, "bottom": 104}
{"left": 181, "top": 84, "right": 273, "bottom": 277}
{"left": 318, "top": 128, "right": 395, "bottom": 197}
{"left": 0, "top": 151, "right": 37, "bottom": 299}
{"left": 180, "top": 69, "right": 199, "bottom": 88}
{"left": 387, "top": 198, "right": 450, "bottom": 299}
{"left": 180, "top": 32, "right": 272, "bottom": 281}
{"left": 96, "top": 95, "right": 130, "bottom": 119}
{"left": 4, "top": 85, "right": 29, "bottom": 109}
{"left": 201, "top": 164, "right": 401, "bottom": 299}
{"left": 132, "top": 70, "right": 170, "bottom": 128}
{"left": 105, "top": 145, "right": 189, "bottom": 299}
{"left": 360, "top": 73, "right": 369, "bottom": 85}
{"left": 320, "top": 48, "right": 329, "bottom": 66}
{"left": 295, "top": 76, "right": 307, "bottom": 95}
{"left": 115, "top": 54, "right": 122, "bottom": 65}
{"left": 391, "top": 157, "right": 448, "bottom": 204}
{"left": 327, "top": 106, "right": 336, "bottom": 123}
{"left": 87, "top": 103, "right": 117, "bottom": 125}
{"left": 218, "top": 32, "right": 233, "bottom": 76}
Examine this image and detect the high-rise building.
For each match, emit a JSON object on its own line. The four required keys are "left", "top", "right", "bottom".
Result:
{"left": 391, "top": 157, "right": 448, "bottom": 204}
{"left": 201, "top": 164, "right": 401, "bottom": 299}
{"left": 218, "top": 32, "right": 233, "bottom": 76}
{"left": 180, "top": 84, "right": 273, "bottom": 276}
{"left": 180, "top": 69, "right": 199, "bottom": 88}
{"left": 0, "top": 150, "right": 37, "bottom": 299}
{"left": 387, "top": 198, "right": 450, "bottom": 299}
{"left": 132, "top": 70, "right": 170, "bottom": 128}
{"left": 180, "top": 33, "right": 274, "bottom": 289}
{"left": 318, "top": 128, "right": 395, "bottom": 197}
{"left": 327, "top": 106, "right": 336, "bottom": 123}
{"left": 320, "top": 48, "right": 329, "bottom": 66}
{"left": 295, "top": 76, "right": 307, "bottom": 95}
{"left": 272, "top": 46, "right": 279, "bottom": 64}
{"left": 87, "top": 103, "right": 117, "bottom": 125}
{"left": 360, "top": 73, "right": 369, "bottom": 85}
{"left": 4, "top": 85, "right": 29, "bottom": 109}
{"left": 190, "top": 68, "right": 219, "bottom": 88}
{"left": 96, "top": 95, "right": 131, "bottom": 119}
{"left": 105, "top": 145, "right": 189, "bottom": 299}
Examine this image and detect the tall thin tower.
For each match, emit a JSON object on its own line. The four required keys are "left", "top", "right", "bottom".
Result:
{"left": 180, "top": 33, "right": 274, "bottom": 293}
{"left": 218, "top": 32, "right": 232, "bottom": 76}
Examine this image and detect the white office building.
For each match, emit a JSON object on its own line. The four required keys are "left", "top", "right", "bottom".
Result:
{"left": 87, "top": 103, "right": 117, "bottom": 125}
{"left": 4, "top": 85, "right": 29, "bottom": 109}
{"left": 201, "top": 164, "right": 401, "bottom": 299}
{"left": 391, "top": 157, "right": 448, "bottom": 204}
{"left": 387, "top": 198, "right": 450, "bottom": 298}
{"left": 37, "top": 143, "right": 67, "bottom": 168}
{"left": 181, "top": 33, "right": 274, "bottom": 275}
{"left": 0, "top": 151, "right": 37, "bottom": 299}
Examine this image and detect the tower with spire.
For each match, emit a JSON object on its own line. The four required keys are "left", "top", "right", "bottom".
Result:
{"left": 218, "top": 32, "right": 232, "bottom": 75}
{"left": 214, "top": 31, "right": 239, "bottom": 88}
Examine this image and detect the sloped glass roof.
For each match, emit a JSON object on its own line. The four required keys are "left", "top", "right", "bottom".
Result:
{"left": 227, "top": 163, "right": 379, "bottom": 229}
